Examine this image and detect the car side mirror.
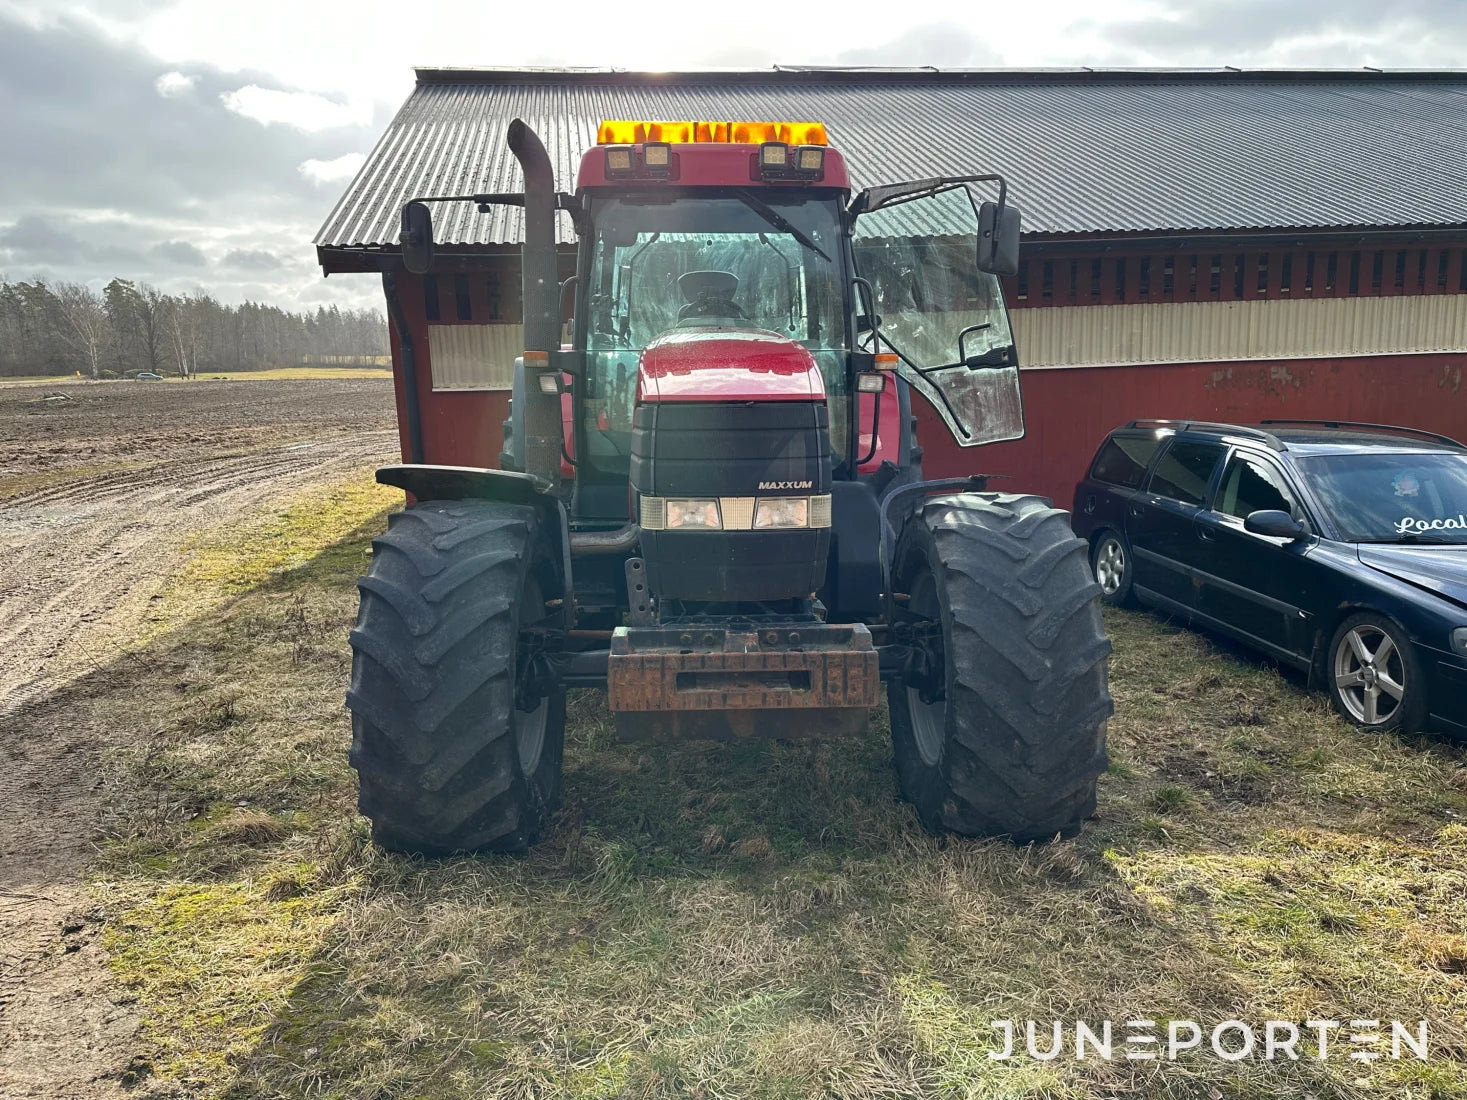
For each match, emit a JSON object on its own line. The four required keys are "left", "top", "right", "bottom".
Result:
{"left": 1244, "top": 509, "right": 1307, "bottom": 540}
{"left": 400, "top": 201, "right": 435, "bottom": 274}
{"left": 976, "top": 200, "right": 1021, "bottom": 275}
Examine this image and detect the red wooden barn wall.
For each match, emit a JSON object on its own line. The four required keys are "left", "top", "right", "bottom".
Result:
{"left": 918, "top": 354, "right": 1467, "bottom": 510}
{"left": 384, "top": 248, "right": 1467, "bottom": 513}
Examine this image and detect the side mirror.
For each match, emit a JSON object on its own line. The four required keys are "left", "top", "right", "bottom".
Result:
{"left": 400, "top": 201, "right": 435, "bottom": 275}
{"left": 976, "top": 200, "right": 1021, "bottom": 275}
{"left": 1244, "top": 509, "right": 1307, "bottom": 540}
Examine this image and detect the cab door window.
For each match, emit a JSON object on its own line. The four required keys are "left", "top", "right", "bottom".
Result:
{"left": 1146, "top": 440, "right": 1226, "bottom": 505}
{"left": 852, "top": 187, "right": 1021, "bottom": 446}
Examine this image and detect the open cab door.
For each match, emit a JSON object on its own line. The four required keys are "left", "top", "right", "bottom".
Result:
{"left": 851, "top": 177, "right": 1024, "bottom": 446}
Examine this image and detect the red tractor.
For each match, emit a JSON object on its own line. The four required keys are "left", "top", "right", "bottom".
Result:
{"left": 346, "top": 119, "right": 1112, "bottom": 854}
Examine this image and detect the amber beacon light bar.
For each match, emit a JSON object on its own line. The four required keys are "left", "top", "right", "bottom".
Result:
{"left": 597, "top": 119, "right": 829, "bottom": 181}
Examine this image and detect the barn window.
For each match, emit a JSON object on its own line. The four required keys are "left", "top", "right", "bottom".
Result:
{"left": 1304, "top": 252, "right": 1315, "bottom": 293}
{"left": 423, "top": 276, "right": 441, "bottom": 321}
{"left": 1115, "top": 259, "right": 1127, "bottom": 301}
{"left": 1162, "top": 256, "right": 1174, "bottom": 297}
{"left": 1138, "top": 258, "right": 1151, "bottom": 298}
{"left": 1371, "top": 251, "right": 1384, "bottom": 292}
{"left": 428, "top": 324, "right": 520, "bottom": 390}
{"left": 1041, "top": 260, "right": 1054, "bottom": 299}
{"left": 1209, "top": 255, "right": 1222, "bottom": 295}
{"left": 1326, "top": 252, "right": 1337, "bottom": 293}
{"left": 1281, "top": 254, "right": 1292, "bottom": 295}
{"left": 1349, "top": 252, "right": 1361, "bottom": 295}
{"left": 487, "top": 272, "right": 503, "bottom": 319}
{"left": 1256, "top": 252, "right": 1269, "bottom": 295}
{"left": 454, "top": 275, "right": 472, "bottom": 320}
{"left": 1233, "top": 255, "right": 1245, "bottom": 298}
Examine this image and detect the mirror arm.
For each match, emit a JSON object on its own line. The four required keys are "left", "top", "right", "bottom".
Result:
{"left": 852, "top": 173, "right": 1009, "bottom": 216}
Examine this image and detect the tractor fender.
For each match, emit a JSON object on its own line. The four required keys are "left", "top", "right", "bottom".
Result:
{"left": 878, "top": 475, "right": 1002, "bottom": 591}
{"left": 375, "top": 464, "right": 574, "bottom": 627}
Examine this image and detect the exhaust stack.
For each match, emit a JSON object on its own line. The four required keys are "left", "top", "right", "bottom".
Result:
{"left": 507, "top": 118, "right": 562, "bottom": 487}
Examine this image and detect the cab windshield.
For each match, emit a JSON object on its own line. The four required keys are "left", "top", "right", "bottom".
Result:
{"left": 578, "top": 191, "right": 849, "bottom": 478}
{"left": 1296, "top": 451, "right": 1467, "bottom": 543}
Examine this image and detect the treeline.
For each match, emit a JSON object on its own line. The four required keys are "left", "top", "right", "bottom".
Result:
{"left": 0, "top": 277, "right": 389, "bottom": 379}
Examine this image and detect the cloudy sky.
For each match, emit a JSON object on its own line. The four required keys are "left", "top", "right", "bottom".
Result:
{"left": 1, "top": 0, "right": 1460, "bottom": 312}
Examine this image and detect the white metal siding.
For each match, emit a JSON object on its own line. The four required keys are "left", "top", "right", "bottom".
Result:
{"left": 427, "top": 324, "right": 522, "bottom": 390}
{"left": 1014, "top": 295, "right": 1467, "bottom": 369}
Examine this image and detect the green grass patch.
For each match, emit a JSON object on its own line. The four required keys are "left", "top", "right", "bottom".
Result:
{"left": 80, "top": 530, "right": 1467, "bottom": 1098}
{"left": 138, "top": 470, "right": 397, "bottom": 643}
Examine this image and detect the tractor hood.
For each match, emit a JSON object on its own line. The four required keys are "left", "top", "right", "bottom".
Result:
{"left": 636, "top": 328, "right": 825, "bottom": 403}
{"left": 1358, "top": 544, "right": 1467, "bottom": 610}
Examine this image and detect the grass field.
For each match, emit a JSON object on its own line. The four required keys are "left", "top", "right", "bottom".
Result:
{"left": 84, "top": 481, "right": 1467, "bottom": 1098}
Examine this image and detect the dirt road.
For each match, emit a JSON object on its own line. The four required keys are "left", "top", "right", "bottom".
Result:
{"left": 0, "top": 379, "right": 397, "bottom": 1098}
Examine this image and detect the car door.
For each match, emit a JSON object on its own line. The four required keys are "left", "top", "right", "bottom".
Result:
{"left": 1126, "top": 436, "right": 1227, "bottom": 612}
{"left": 1073, "top": 430, "right": 1169, "bottom": 542}
{"left": 1191, "top": 449, "right": 1320, "bottom": 664}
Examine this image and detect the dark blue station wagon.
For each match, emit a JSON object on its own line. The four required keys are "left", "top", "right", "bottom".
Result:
{"left": 1072, "top": 419, "right": 1467, "bottom": 735}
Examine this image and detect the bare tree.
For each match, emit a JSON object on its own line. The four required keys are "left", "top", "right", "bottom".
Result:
{"left": 53, "top": 282, "right": 107, "bottom": 380}
{"left": 137, "top": 283, "right": 166, "bottom": 375}
{"left": 162, "top": 291, "right": 204, "bottom": 379}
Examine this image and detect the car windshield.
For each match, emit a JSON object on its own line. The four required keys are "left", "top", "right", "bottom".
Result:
{"left": 580, "top": 191, "right": 849, "bottom": 478}
{"left": 1294, "top": 451, "right": 1467, "bottom": 543}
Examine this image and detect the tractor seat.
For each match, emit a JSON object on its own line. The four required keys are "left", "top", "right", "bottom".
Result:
{"left": 676, "top": 269, "right": 744, "bottom": 324}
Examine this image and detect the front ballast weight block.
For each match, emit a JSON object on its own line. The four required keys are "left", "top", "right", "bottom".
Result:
{"left": 607, "top": 621, "right": 879, "bottom": 741}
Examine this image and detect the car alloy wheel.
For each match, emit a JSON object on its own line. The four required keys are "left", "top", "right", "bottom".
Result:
{"left": 1094, "top": 536, "right": 1126, "bottom": 596}
{"left": 1332, "top": 623, "right": 1406, "bottom": 726}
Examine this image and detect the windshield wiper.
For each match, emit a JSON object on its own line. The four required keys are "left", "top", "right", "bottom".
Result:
{"left": 732, "top": 190, "right": 831, "bottom": 262}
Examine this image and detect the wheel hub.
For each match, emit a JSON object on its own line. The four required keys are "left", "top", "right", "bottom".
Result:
{"left": 1095, "top": 538, "right": 1125, "bottom": 594}
{"left": 1333, "top": 624, "right": 1404, "bottom": 726}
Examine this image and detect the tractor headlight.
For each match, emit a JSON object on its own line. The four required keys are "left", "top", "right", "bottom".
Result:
{"left": 754, "top": 497, "right": 808, "bottom": 529}
{"left": 665, "top": 499, "right": 721, "bottom": 530}
{"left": 1452, "top": 627, "right": 1467, "bottom": 657}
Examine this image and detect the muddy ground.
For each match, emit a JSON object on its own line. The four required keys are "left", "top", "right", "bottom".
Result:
{"left": 0, "top": 379, "right": 398, "bottom": 1098}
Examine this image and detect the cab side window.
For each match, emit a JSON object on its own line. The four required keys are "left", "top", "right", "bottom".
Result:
{"left": 1091, "top": 434, "right": 1163, "bottom": 490}
{"left": 1146, "top": 440, "right": 1225, "bottom": 506}
{"left": 1216, "top": 454, "right": 1298, "bottom": 520}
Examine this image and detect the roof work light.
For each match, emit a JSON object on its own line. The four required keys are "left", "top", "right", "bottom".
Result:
{"left": 604, "top": 146, "right": 635, "bottom": 177}
{"left": 642, "top": 141, "right": 672, "bottom": 177}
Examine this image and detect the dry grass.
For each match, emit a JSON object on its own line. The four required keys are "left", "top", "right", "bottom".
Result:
{"left": 84, "top": 507, "right": 1467, "bottom": 1098}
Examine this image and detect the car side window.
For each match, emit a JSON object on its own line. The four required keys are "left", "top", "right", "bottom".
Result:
{"left": 1215, "top": 454, "right": 1298, "bottom": 520}
{"left": 1146, "top": 440, "right": 1226, "bottom": 506}
{"left": 1091, "top": 434, "right": 1164, "bottom": 490}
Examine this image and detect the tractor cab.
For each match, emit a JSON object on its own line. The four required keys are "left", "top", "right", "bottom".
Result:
{"left": 352, "top": 119, "right": 1111, "bottom": 857}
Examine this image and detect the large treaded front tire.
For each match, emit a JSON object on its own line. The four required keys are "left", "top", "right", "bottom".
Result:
{"left": 888, "top": 492, "right": 1113, "bottom": 842}
{"left": 346, "top": 499, "right": 565, "bottom": 855}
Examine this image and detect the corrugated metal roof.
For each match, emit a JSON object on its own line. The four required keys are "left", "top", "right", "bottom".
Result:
{"left": 315, "top": 68, "right": 1467, "bottom": 252}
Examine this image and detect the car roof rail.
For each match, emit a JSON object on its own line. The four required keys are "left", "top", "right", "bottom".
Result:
{"left": 1124, "top": 419, "right": 1284, "bottom": 450}
{"left": 1258, "top": 419, "right": 1466, "bottom": 449}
